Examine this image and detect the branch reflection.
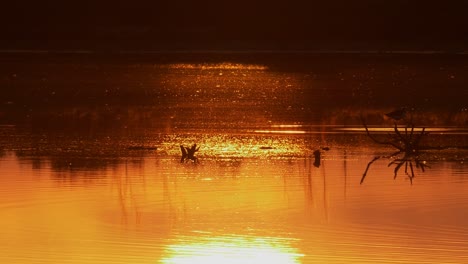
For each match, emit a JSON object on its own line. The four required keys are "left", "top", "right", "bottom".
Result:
{"left": 360, "top": 117, "right": 466, "bottom": 184}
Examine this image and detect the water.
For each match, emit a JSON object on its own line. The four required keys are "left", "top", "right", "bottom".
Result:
{"left": 0, "top": 53, "right": 467, "bottom": 263}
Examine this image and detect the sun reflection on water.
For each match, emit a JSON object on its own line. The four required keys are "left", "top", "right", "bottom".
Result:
{"left": 160, "top": 235, "right": 303, "bottom": 264}
{"left": 161, "top": 134, "right": 306, "bottom": 158}
{"left": 164, "top": 63, "right": 268, "bottom": 71}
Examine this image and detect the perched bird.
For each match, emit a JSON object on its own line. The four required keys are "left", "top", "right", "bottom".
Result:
{"left": 385, "top": 107, "right": 407, "bottom": 121}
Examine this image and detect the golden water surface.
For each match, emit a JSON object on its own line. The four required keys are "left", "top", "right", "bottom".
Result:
{"left": 1, "top": 133, "right": 467, "bottom": 264}
{"left": 0, "top": 56, "right": 467, "bottom": 263}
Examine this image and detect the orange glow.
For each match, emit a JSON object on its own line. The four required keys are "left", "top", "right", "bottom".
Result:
{"left": 271, "top": 124, "right": 304, "bottom": 128}
{"left": 164, "top": 63, "right": 268, "bottom": 71}
{"left": 254, "top": 130, "right": 307, "bottom": 134}
{"left": 335, "top": 127, "right": 468, "bottom": 133}
{"left": 161, "top": 235, "right": 303, "bottom": 264}
{"left": 1, "top": 142, "right": 468, "bottom": 263}
{"left": 159, "top": 134, "right": 306, "bottom": 158}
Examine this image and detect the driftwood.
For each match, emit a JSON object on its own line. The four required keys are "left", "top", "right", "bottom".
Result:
{"left": 360, "top": 120, "right": 430, "bottom": 184}
{"left": 360, "top": 111, "right": 468, "bottom": 184}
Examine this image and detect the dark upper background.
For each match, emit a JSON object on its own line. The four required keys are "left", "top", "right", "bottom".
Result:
{"left": 1, "top": 0, "right": 468, "bottom": 52}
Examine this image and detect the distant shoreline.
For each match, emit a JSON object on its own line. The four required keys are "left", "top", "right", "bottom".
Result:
{"left": 1, "top": 49, "right": 467, "bottom": 56}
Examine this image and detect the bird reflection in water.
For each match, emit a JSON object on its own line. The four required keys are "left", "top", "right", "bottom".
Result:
{"left": 384, "top": 107, "right": 407, "bottom": 121}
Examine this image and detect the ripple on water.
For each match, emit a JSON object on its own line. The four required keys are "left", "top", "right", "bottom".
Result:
{"left": 1, "top": 135, "right": 468, "bottom": 264}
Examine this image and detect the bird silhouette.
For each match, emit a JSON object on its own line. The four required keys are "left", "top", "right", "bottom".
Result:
{"left": 180, "top": 144, "right": 199, "bottom": 163}
{"left": 385, "top": 107, "right": 407, "bottom": 121}
{"left": 313, "top": 150, "right": 321, "bottom": 168}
